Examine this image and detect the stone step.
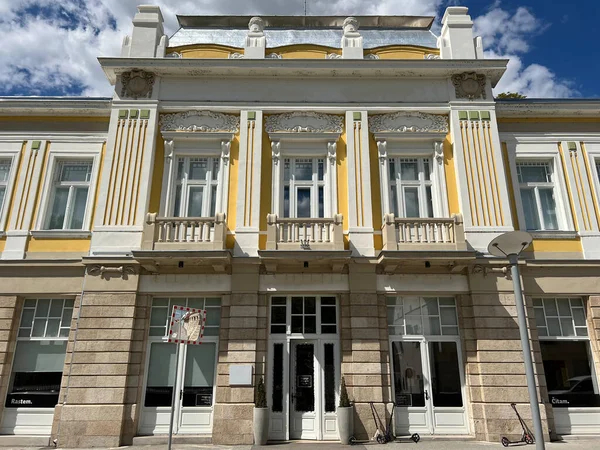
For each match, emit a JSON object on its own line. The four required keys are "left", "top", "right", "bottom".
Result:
{"left": 132, "top": 435, "right": 212, "bottom": 446}
{"left": 0, "top": 435, "right": 51, "bottom": 447}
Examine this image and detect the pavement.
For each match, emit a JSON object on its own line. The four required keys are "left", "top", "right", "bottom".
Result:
{"left": 4, "top": 438, "right": 600, "bottom": 450}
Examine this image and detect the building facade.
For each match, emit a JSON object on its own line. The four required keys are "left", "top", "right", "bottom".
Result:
{"left": 0, "top": 4, "right": 600, "bottom": 447}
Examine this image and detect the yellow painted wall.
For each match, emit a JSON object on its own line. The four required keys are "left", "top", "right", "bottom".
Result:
{"left": 368, "top": 45, "right": 438, "bottom": 59}
{"left": 4, "top": 141, "right": 27, "bottom": 230}
{"left": 29, "top": 142, "right": 51, "bottom": 229}
{"left": 273, "top": 45, "right": 338, "bottom": 59}
{"left": 26, "top": 238, "right": 91, "bottom": 253}
{"left": 167, "top": 44, "right": 241, "bottom": 58}
{"left": 148, "top": 136, "right": 164, "bottom": 214}
{"left": 368, "top": 131, "right": 383, "bottom": 250}
{"left": 337, "top": 126, "right": 349, "bottom": 250}
{"left": 0, "top": 239, "right": 5, "bottom": 253}
{"left": 226, "top": 135, "right": 240, "bottom": 250}
{"left": 444, "top": 133, "right": 460, "bottom": 216}
{"left": 501, "top": 142, "right": 519, "bottom": 229}
{"left": 530, "top": 238, "right": 582, "bottom": 253}
{"left": 258, "top": 127, "right": 272, "bottom": 250}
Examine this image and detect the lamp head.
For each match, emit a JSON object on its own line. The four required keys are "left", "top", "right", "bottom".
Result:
{"left": 487, "top": 231, "right": 533, "bottom": 258}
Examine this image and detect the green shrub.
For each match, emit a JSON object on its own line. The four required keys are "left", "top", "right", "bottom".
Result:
{"left": 255, "top": 377, "right": 267, "bottom": 408}
{"left": 339, "top": 376, "right": 351, "bottom": 408}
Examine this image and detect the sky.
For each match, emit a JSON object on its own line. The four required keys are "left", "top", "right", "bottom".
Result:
{"left": 0, "top": 0, "right": 597, "bottom": 98}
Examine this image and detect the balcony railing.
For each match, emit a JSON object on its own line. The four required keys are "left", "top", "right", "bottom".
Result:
{"left": 381, "top": 213, "right": 466, "bottom": 251}
{"left": 266, "top": 214, "right": 344, "bottom": 251}
{"left": 142, "top": 213, "right": 227, "bottom": 251}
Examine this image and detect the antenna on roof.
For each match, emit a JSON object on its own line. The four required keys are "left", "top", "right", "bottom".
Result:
{"left": 304, "top": 0, "right": 307, "bottom": 16}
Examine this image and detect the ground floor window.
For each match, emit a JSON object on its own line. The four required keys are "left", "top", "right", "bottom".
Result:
{"left": 5, "top": 299, "right": 72, "bottom": 408}
{"left": 534, "top": 297, "right": 600, "bottom": 408}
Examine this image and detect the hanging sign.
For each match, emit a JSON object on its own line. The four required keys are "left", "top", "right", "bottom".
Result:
{"left": 167, "top": 305, "right": 206, "bottom": 345}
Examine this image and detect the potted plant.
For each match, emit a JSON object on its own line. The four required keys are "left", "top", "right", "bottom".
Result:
{"left": 337, "top": 376, "right": 354, "bottom": 445}
{"left": 253, "top": 377, "right": 269, "bottom": 445}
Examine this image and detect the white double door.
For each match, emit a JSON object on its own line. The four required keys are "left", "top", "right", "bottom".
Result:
{"left": 269, "top": 339, "right": 339, "bottom": 441}
{"left": 391, "top": 338, "right": 468, "bottom": 435}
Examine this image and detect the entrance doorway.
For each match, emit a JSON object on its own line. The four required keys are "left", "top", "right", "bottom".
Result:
{"left": 268, "top": 295, "right": 340, "bottom": 441}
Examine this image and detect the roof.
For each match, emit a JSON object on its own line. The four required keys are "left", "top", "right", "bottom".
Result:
{"left": 0, "top": 97, "right": 112, "bottom": 116}
{"left": 496, "top": 98, "right": 600, "bottom": 118}
{"left": 169, "top": 15, "right": 438, "bottom": 50}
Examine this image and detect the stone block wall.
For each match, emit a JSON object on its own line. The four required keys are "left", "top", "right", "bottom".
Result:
{"left": 460, "top": 291, "right": 550, "bottom": 443}
{"left": 588, "top": 296, "right": 600, "bottom": 403}
{"left": 52, "top": 290, "right": 142, "bottom": 448}
{"left": 0, "top": 296, "right": 18, "bottom": 430}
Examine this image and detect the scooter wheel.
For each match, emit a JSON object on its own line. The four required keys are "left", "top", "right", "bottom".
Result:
{"left": 411, "top": 433, "right": 420, "bottom": 443}
{"left": 377, "top": 435, "right": 386, "bottom": 444}
{"left": 501, "top": 437, "right": 510, "bottom": 447}
{"left": 525, "top": 434, "right": 534, "bottom": 444}
{"left": 349, "top": 436, "right": 356, "bottom": 445}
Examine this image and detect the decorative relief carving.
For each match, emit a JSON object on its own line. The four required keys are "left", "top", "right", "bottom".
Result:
{"left": 369, "top": 112, "right": 449, "bottom": 134}
{"left": 87, "top": 265, "right": 137, "bottom": 279}
{"left": 271, "top": 141, "right": 281, "bottom": 165}
{"left": 266, "top": 53, "right": 282, "bottom": 59}
{"left": 434, "top": 141, "right": 444, "bottom": 164}
{"left": 221, "top": 140, "right": 231, "bottom": 164}
{"left": 364, "top": 53, "right": 380, "bottom": 60}
{"left": 377, "top": 140, "right": 387, "bottom": 164}
{"left": 164, "top": 140, "right": 174, "bottom": 161}
{"left": 121, "top": 70, "right": 155, "bottom": 99}
{"left": 265, "top": 111, "right": 343, "bottom": 134}
{"left": 327, "top": 53, "right": 342, "bottom": 59}
{"left": 166, "top": 52, "right": 182, "bottom": 58}
{"left": 229, "top": 52, "right": 244, "bottom": 59}
{"left": 327, "top": 142, "right": 337, "bottom": 165}
{"left": 452, "top": 72, "right": 487, "bottom": 100}
{"left": 160, "top": 110, "right": 240, "bottom": 133}
{"left": 424, "top": 53, "right": 440, "bottom": 60}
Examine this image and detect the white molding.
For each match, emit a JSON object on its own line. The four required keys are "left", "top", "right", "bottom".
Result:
{"left": 29, "top": 230, "right": 92, "bottom": 239}
{"left": 0, "top": 134, "right": 107, "bottom": 143}
{"left": 159, "top": 110, "right": 240, "bottom": 133}
{"left": 0, "top": 142, "right": 23, "bottom": 232}
{"left": 502, "top": 133, "right": 600, "bottom": 144}
{"left": 369, "top": 111, "right": 449, "bottom": 134}
{"left": 34, "top": 143, "right": 102, "bottom": 232}
{"left": 265, "top": 112, "right": 343, "bottom": 134}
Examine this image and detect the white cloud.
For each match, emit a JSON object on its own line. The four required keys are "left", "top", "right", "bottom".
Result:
{"left": 474, "top": 5, "right": 576, "bottom": 98}
{"left": 0, "top": 1, "right": 578, "bottom": 98}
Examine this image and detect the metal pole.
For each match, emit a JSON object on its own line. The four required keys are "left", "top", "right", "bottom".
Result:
{"left": 509, "top": 254, "right": 545, "bottom": 450}
{"left": 167, "top": 322, "right": 182, "bottom": 450}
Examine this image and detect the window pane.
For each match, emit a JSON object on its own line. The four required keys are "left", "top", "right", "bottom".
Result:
{"left": 185, "top": 343, "right": 216, "bottom": 387}
{"left": 573, "top": 308, "right": 586, "bottom": 327}
{"left": 188, "top": 187, "right": 204, "bottom": 217}
{"left": 557, "top": 299, "right": 571, "bottom": 317}
{"left": 539, "top": 188, "right": 558, "bottom": 230}
{"left": 317, "top": 159, "right": 324, "bottom": 181}
{"left": 294, "top": 160, "right": 313, "bottom": 180}
{"left": 321, "top": 306, "right": 336, "bottom": 325}
{"left": 429, "top": 342, "right": 463, "bottom": 407}
{"left": 60, "top": 162, "right": 91, "bottom": 182}
{"left": 212, "top": 158, "right": 220, "bottom": 178}
{"left": 392, "top": 342, "right": 425, "bottom": 407}
{"left": 296, "top": 188, "right": 311, "bottom": 218}
{"left": 173, "top": 185, "right": 182, "bottom": 217}
{"left": 425, "top": 186, "right": 434, "bottom": 218}
{"left": 292, "top": 297, "right": 303, "bottom": 314}
{"left": 324, "top": 344, "right": 335, "bottom": 412}
{"left": 32, "top": 319, "right": 46, "bottom": 337}
{"left": 210, "top": 185, "right": 217, "bottom": 217}
{"left": 403, "top": 187, "right": 420, "bottom": 217}
{"left": 48, "top": 187, "right": 69, "bottom": 229}
{"left": 560, "top": 318, "right": 575, "bottom": 337}
{"left": 318, "top": 187, "right": 324, "bottom": 218}
{"left": 0, "top": 159, "right": 11, "bottom": 181}
{"left": 518, "top": 164, "right": 550, "bottom": 183}
{"left": 145, "top": 343, "right": 176, "bottom": 407}
{"left": 272, "top": 343, "right": 284, "bottom": 412}
{"left": 283, "top": 159, "right": 290, "bottom": 181}
{"left": 535, "top": 309, "right": 546, "bottom": 327}
{"left": 283, "top": 186, "right": 290, "bottom": 218}
{"left": 291, "top": 316, "right": 303, "bottom": 333}
{"left": 520, "top": 188, "right": 540, "bottom": 230}
{"left": 423, "top": 159, "right": 431, "bottom": 179}
{"left": 390, "top": 185, "right": 399, "bottom": 217}
{"left": 405, "top": 316, "right": 422, "bottom": 335}
{"left": 547, "top": 318, "right": 561, "bottom": 336}
{"left": 545, "top": 299, "right": 558, "bottom": 317}
{"left": 400, "top": 160, "right": 418, "bottom": 181}
{"left": 304, "top": 316, "right": 316, "bottom": 334}
{"left": 205, "top": 308, "right": 221, "bottom": 327}
{"left": 424, "top": 317, "right": 441, "bottom": 335}
{"left": 271, "top": 305, "right": 286, "bottom": 325}
{"left": 304, "top": 297, "right": 316, "bottom": 315}
{"left": 49, "top": 300, "right": 63, "bottom": 318}
{"left": 439, "top": 297, "right": 455, "bottom": 306}
{"left": 404, "top": 297, "right": 421, "bottom": 315}
{"left": 69, "top": 187, "right": 88, "bottom": 229}
{"left": 150, "top": 307, "right": 167, "bottom": 327}
{"left": 321, "top": 297, "right": 336, "bottom": 306}
{"left": 189, "top": 159, "right": 208, "bottom": 180}
{"left": 0, "top": 187, "right": 5, "bottom": 212}
{"left": 21, "top": 309, "right": 34, "bottom": 328}
{"left": 422, "top": 298, "right": 439, "bottom": 315}
{"left": 46, "top": 319, "right": 60, "bottom": 337}
{"left": 35, "top": 300, "right": 50, "bottom": 317}
{"left": 388, "top": 159, "right": 396, "bottom": 181}
{"left": 12, "top": 340, "right": 67, "bottom": 372}
{"left": 440, "top": 307, "right": 458, "bottom": 326}
{"left": 442, "top": 326, "right": 459, "bottom": 336}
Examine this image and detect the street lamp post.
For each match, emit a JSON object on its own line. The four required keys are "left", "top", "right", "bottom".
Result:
{"left": 488, "top": 231, "right": 545, "bottom": 450}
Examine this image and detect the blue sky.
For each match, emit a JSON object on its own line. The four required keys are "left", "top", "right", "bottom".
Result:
{"left": 0, "top": 0, "right": 596, "bottom": 98}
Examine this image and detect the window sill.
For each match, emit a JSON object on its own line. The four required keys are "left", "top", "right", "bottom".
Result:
{"left": 30, "top": 230, "right": 92, "bottom": 239}
{"left": 529, "top": 231, "right": 578, "bottom": 240}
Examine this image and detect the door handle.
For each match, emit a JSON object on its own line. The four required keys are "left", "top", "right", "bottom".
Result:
{"left": 424, "top": 390, "right": 430, "bottom": 400}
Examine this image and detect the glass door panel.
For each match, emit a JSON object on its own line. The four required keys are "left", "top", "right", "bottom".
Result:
{"left": 392, "top": 341, "right": 425, "bottom": 407}
{"left": 290, "top": 342, "right": 317, "bottom": 439}
{"left": 428, "top": 342, "right": 463, "bottom": 407}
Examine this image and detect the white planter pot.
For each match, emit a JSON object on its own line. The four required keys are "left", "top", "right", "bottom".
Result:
{"left": 337, "top": 405, "right": 354, "bottom": 445}
{"left": 253, "top": 407, "right": 269, "bottom": 445}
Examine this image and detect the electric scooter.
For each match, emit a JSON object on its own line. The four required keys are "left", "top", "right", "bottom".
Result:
{"left": 501, "top": 403, "right": 535, "bottom": 447}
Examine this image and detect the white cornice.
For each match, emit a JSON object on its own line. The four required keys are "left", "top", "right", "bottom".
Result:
{"left": 98, "top": 57, "right": 509, "bottom": 86}
{"left": 496, "top": 100, "right": 600, "bottom": 118}
{"left": 0, "top": 98, "right": 111, "bottom": 117}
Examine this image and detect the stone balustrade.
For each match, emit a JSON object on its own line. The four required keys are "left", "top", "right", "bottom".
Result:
{"left": 142, "top": 212, "right": 227, "bottom": 251}
{"left": 266, "top": 214, "right": 344, "bottom": 251}
{"left": 381, "top": 213, "right": 466, "bottom": 251}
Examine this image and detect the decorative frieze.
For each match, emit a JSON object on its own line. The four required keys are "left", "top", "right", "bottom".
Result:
{"left": 452, "top": 72, "right": 487, "bottom": 100}
{"left": 265, "top": 111, "right": 343, "bottom": 134}
{"left": 159, "top": 110, "right": 240, "bottom": 133}
{"left": 369, "top": 112, "right": 449, "bottom": 134}
{"left": 120, "top": 70, "right": 155, "bottom": 99}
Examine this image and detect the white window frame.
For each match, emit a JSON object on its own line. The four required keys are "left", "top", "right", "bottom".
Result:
{"left": 160, "top": 136, "right": 232, "bottom": 218}
{"left": 35, "top": 144, "right": 101, "bottom": 234}
{"left": 516, "top": 161, "right": 561, "bottom": 231}
{"left": 376, "top": 139, "right": 449, "bottom": 218}
{"left": 387, "top": 296, "right": 459, "bottom": 337}
{"left": 388, "top": 156, "right": 434, "bottom": 218}
{"left": 584, "top": 143, "right": 600, "bottom": 218}
{"left": 282, "top": 157, "right": 326, "bottom": 218}
{"left": 171, "top": 156, "right": 221, "bottom": 218}
{"left": 507, "top": 142, "right": 573, "bottom": 232}
{"left": 0, "top": 143, "right": 22, "bottom": 233}
{"left": 270, "top": 137, "right": 339, "bottom": 219}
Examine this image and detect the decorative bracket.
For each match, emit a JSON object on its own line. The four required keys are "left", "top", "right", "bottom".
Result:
{"left": 164, "top": 139, "right": 174, "bottom": 162}
{"left": 221, "top": 140, "right": 231, "bottom": 165}
{"left": 434, "top": 141, "right": 444, "bottom": 165}
{"left": 271, "top": 141, "right": 281, "bottom": 165}
{"left": 377, "top": 140, "right": 388, "bottom": 164}
{"left": 327, "top": 142, "right": 337, "bottom": 165}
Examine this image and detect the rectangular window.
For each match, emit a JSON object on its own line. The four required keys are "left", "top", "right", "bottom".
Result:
{"left": 5, "top": 299, "right": 72, "bottom": 408}
{"left": 173, "top": 157, "right": 220, "bottom": 217}
{"left": 324, "top": 343, "right": 336, "bottom": 412}
{"left": 517, "top": 161, "right": 559, "bottom": 231}
{"left": 269, "top": 296, "right": 337, "bottom": 336}
{"left": 45, "top": 160, "right": 93, "bottom": 230}
{"left": 387, "top": 296, "right": 458, "bottom": 336}
{"left": 282, "top": 158, "right": 325, "bottom": 218}
{"left": 596, "top": 160, "right": 600, "bottom": 182}
{"left": 0, "top": 158, "right": 12, "bottom": 216}
{"left": 533, "top": 297, "right": 587, "bottom": 337}
{"left": 388, "top": 157, "right": 433, "bottom": 218}
{"left": 149, "top": 297, "right": 221, "bottom": 337}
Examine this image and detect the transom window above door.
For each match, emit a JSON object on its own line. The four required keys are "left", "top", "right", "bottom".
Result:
{"left": 270, "top": 296, "right": 337, "bottom": 335}
{"left": 516, "top": 161, "right": 559, "bottom": 231}
{"left": 388, "top": 157, "right": 433, "bottom": 218}
{"left": 283, "top": 158, "right": 325, "bottom": 218}
{"left": 172, "top": 156, "right": 220, "bottom": 217}
{"left": 387, "top": 296, "right": 459, "bottom": 336}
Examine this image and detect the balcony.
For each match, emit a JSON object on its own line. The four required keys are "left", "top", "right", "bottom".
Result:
{"left": 381, "top": 213, "right": 466, "bottom": 251}
{"left": 266, "top": 214, "right": 344, "bottom": 251}
{"left": 141, "top": 212, "right": 227, "bottom": 251}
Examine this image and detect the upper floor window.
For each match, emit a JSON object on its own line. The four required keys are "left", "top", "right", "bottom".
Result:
{"left": 389, "top": 157, "right": 433, "bottom": 218}
{"left": 46, "top": 160, "right": 93, "bottom": 230}
{"left": 173, "top": 156, "right": 220, "bottom": 218}
{"left": 516, "top": 161, "right": 559, "bottom": 231}
{"left": 596, "top": 160, "right": 600, "bottom": 183}
{"left": 283, "top": 158, "right": 325, "bottom": 218}
{"left": 0, "top": 158, "right": 12, "bottom": 215}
